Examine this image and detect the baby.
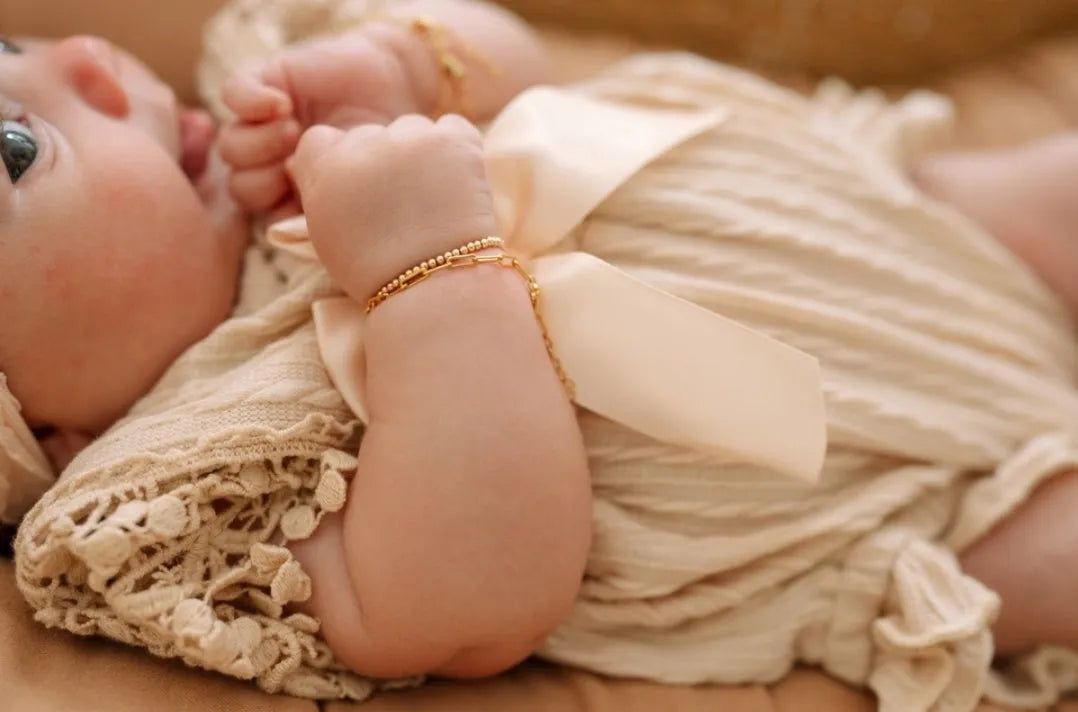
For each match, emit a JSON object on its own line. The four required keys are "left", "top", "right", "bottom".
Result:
{"left": 3, "top": 0, "right": 1078, "bottom": 707}
{"left": 3, "top": 0, "right": 589, "bottom": 679}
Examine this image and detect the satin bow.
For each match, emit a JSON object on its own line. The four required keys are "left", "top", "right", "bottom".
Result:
{"left": 269, "top": 87, "right": 827, "bottom": 481}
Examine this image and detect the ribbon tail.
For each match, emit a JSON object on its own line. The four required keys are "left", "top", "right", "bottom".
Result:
{"left": 532, "top": 253, "right": 828, "bottom": 482}
{"left": 311, "top": 298, "right": 370, "bottom": 424}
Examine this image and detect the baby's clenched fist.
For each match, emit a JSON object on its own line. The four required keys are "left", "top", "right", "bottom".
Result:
{"left": 218, "top": 27, "right": 423, "bottom": 217}
{"left": 288, "top": 115, "right": 497, "bottom": 303}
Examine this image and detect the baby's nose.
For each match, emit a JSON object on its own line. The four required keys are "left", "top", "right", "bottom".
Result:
{"left": 49, "top": 35, "right": 129, "bottom": 119}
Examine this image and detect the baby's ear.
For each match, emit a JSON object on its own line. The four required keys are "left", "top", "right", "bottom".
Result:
{"left": 37, "top": 430, "right": 95, "bottom": 473}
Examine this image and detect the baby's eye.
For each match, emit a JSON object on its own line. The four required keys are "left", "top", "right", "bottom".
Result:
{"left": 0, "top": 120, "right": 37, "bottom": 183}
{"left": 0, "top": 38, "right": 22, "bottom": 55}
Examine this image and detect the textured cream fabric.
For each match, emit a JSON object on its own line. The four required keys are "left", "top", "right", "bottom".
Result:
{"left": 0, "top": 375, "right": 55, "bottom": 525}
{"left": 543, "top": 56, "right": 1078, "bottom": 712}
{"left": 13, "top": 1, "right": 1078, "bottom": 710}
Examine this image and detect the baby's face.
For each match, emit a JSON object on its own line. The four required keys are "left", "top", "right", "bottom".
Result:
{"left": 0, "top": 36, "right": 247, "bottom": 436}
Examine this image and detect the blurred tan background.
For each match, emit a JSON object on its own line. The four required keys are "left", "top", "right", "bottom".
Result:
{"left": 1, "top": 0, "right": 229, "bottom": 102}
{"left": 4, "top": 0, "right": 1078, "bottom": 150}
{"left": 0, "top": 0, "right": 641, "bottom": 101}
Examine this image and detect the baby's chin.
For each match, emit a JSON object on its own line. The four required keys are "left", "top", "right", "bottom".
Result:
{"left": 179, "top": 107, "right": 216, "bottom": 181}
{"left": 194, "top": 145, "right": 251, "bottom": 257}
{"left": 174, "top": 109, "right": 252, "bottom": 252}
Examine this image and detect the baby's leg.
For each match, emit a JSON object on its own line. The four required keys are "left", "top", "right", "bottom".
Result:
{"left": 958, "top": 469, "right": 1078, "bottom": 655}
{"left": 913, "top": 137, "right": 1078, "bottom": 655}
{"left": 911, "top": 133, "right": 1078, "bottom": 319}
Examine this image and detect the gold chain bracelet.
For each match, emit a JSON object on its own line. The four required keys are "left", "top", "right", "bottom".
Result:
{"left": 399, "top": 14, "right": 501, "bottom": 119}
{"left": 366, "top": 237, "right": 575, "bottom": 398}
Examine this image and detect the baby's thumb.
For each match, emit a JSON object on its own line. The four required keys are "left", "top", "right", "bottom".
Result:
{"left": 287, "top": 125, "right": 343, "bottom": 195}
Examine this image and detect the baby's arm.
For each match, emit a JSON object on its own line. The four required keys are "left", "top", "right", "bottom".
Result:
{"left": 220, "top": 0, "right": 550, "bottom": 216}
{"left": 286, "top": 118, "right": 592, "bottom": 679}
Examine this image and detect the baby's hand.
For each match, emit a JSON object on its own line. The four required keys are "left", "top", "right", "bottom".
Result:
{"left": 288, "top": 115, "right": 497, "bottom": 302}
{"left": 219, "top": 29, "right": 422, "bottom": 215}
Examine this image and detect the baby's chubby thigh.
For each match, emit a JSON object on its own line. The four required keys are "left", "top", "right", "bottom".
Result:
{"left": 959, "top": 467, "right": 1078, "bottom": 656}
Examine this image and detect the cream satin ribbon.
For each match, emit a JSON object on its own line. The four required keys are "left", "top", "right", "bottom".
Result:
{"left": 269, "top": 87, "right": 827, "bottom": 482}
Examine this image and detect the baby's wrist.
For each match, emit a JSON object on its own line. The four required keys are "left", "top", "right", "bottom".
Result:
{"left": 330, "top": 207, "right": 499, "bottom": 305}
{"left": 366, "top": 253, "right": 532, "bottom": 336}
{"left": 362, "top": 243, "right": 574, "bottom": 398}
{"left": 365, "top": 238, "right": 503, "bottom": 310}
{"left": 359, "top": 20, "right": 441, "bottom": 117}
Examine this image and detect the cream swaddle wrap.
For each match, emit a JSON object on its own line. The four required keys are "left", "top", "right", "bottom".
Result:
{"left": 13, "top": 0, "right": 1078, "bottom": 708}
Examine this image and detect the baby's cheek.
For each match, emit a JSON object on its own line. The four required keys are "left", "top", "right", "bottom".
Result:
{"left": 47, "top": 212, "right": 145, "bottom": 315}
{"left": 56, "top": 176, "right": 222, "bottom": 408}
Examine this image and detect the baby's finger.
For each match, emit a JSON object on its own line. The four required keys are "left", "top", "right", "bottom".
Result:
{"left": 229, "top": 164, "right": 292, "bottom": 214}
{"left": 287, "top": 124, "right": 345, "bottom": 191}
{"left": 435, "top": 113, "right": 478, "bottom": 134}
{"left": 222, "top": 71, "right": 292, "bottom": 122}
{"left": 219, "top": 119, "right": 301, "bottom": 170}
{"left": 387, "top": 114, "right": 435, "bottom": 139}
{"left": 435, "top": 113, "right": 483, "bottom": 147}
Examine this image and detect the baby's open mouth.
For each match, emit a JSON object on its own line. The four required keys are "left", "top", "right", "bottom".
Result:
{"left": 178, "top": 107, "right": 216, "bottom": 182}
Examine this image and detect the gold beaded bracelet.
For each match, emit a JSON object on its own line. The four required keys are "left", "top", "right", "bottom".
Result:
{"left": 366, "top": 237, "right": 575, "bottom": 398}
